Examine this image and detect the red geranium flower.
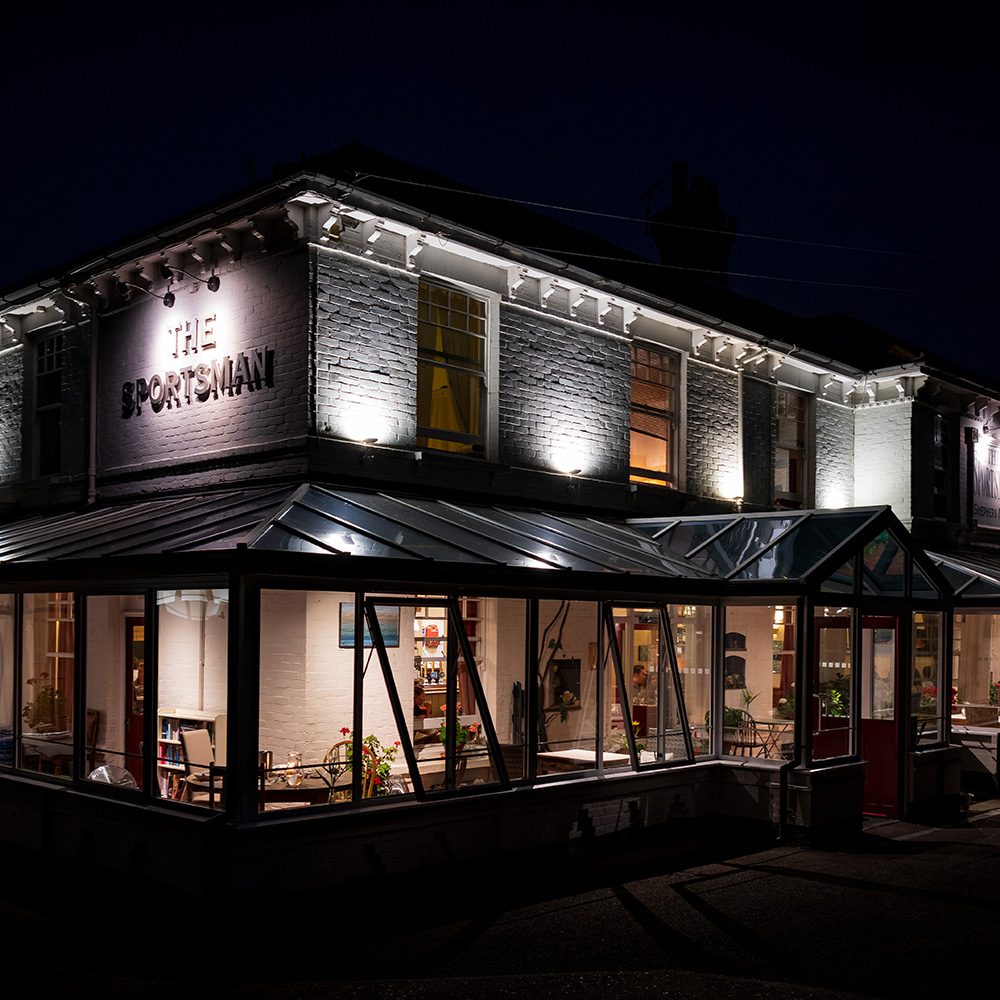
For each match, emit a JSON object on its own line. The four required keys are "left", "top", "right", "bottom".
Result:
{"left": 340, "top": 726, "right": 350, "bottom": 736}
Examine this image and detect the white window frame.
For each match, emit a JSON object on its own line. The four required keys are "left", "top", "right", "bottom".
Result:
{"left": 416, "top": 273, "right": 499, "bottom": 462}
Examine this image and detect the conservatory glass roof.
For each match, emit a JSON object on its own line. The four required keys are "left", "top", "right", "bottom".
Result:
{"left": 0, "top": 486, "right": 938, "bottom": 594}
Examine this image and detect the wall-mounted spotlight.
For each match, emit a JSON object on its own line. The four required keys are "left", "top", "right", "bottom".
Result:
{"left": 160, "top": 264, "right": 221, "bottom": 292}
{"left": 117, "top": 279, "right": 175, "bottom": 308}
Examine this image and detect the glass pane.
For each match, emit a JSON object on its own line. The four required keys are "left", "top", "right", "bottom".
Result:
{"left": 85, "top": 596, "right": 145, "bottom": 789}
{"left": 813, "top": 607, "right": 852, "bottom": 760}
{"left": 934, "top": 561, "right": 975, "bottom": 593}
{"left": 911, "top": 563, "right": 939, "bottom": 599}
{"left": 630, "top": 430, "right": 669, "bottom": 482}
{"left": 731, "top": 511, "right": 873, "bottom": 581}
{"left": 862, "top": 623, "right": 896, "bottom": 721}
{"left": 670, "top": 604, "right": 713, "bottom": 757}
{"left": 656, "top": 519, "right": 736, "bottom": 558}
{"left": 722, "top": 605, "right": 796, "bottom": 760}
{"left": 609, "top": 608, "right": 689, "bottom": 766}
{"left": 416, "top": 362, "right": 484, "bottom": 452}
{"left": 156, "top": 589, "right": 228, "bottom": 808}
{"left": 911, "top": 612, "right": 945, "bottom": 745}
{"left": 687, "top": 517, "right": 797, "bottom": 577}
{"left": 957, "top": 576, "right": 1000, "bottom": 598}
{"left": 417, "top": 325, "right": 484, "bottom": 368}
{"left": 537, "top": 601, "right": 600, "bottom": 776}
{"left": 409, "top": 600, "right": 499, "bottom": 792}
{"left": 862, "top": 530, "right": 906, "bottom": 594}
{"left": 20, "top": 593, "right": 75, "bottom": 779}
{"left": 257, "top": 590, "right": 385, "bottom": 812}
{"left": 951, "top": 613, "right": 1000, "bottom": 727}
{"left": 821, "top": 559, "right": 856, "bottom": 594}
{"left": 0, "top": 595, "right": 14, "bottom": 767}
{"left": 459, "top": 597, "right": 526, "bottom": 783}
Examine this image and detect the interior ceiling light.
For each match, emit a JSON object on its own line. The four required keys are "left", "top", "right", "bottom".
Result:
{"left": 160, "top": 263, "right": 221, "bottom": 292}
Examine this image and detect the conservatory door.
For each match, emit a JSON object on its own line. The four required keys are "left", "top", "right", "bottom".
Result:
{"left": 860, "top": 616, "right": 899, "bottom": 817}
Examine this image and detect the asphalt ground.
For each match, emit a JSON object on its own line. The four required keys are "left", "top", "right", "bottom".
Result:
{"left": 5, "top": 798, "right": 1000, "bottom": 999}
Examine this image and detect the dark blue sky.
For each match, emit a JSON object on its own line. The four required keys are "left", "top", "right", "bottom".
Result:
{"left": 3, "top": 3, "right": 997, "bottom": 374}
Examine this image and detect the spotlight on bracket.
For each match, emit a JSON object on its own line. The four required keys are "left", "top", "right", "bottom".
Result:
{"left": 117, "top": 279, "right": 175, "bottom": 308}
{"left": 160, "top": 264, "right": 221, "bottom": 292}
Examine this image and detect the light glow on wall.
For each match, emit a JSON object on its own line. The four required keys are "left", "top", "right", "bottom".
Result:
{"left": 335, "top": 402, "right": 393, "bottom": 446}
{"left": 550, "top": 440, "right": 588, "bottom": 477}
{"left": 717, "top": 467, "right": 743, "bottom": 501}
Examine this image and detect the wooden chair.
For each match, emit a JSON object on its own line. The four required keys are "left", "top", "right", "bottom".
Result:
{"left": 322, "top": 739, "right": 377, "bottom": 799}
{"left": 179, "top": 728, "right": 222, "bottom": 807}
{"left": 727, "top": 709, "right": 763, "bottom": 757}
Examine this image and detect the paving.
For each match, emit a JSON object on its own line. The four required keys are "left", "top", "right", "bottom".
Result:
{"left": 5, "top": 798, "right": 1000, "bottom": 998}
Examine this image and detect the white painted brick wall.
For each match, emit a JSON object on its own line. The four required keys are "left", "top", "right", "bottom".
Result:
{"left": 258, "top": 589, "right": 414, "bottom": 766}
{"left": 499, "top": 308, "right": 629, "bottom": 477}
{"left": 0, "top": 347, "right": 23, "bottom": 484}
{"left": 815, "top": 399, "right": 855, "bottom": 508}
{"left": 686, "top": 360, "right": 741, "bottom": 500}
{"left": 97, "top": 251, "right": 309, "bottom": 480}
{"left": 156, "top": 598, "right": 229, "bottom": 747}
{"left": 854, "top": 400, "right": 912, "bottom": 525}
{"left": 313, "top": 249, "right": 418, "bottom": 446}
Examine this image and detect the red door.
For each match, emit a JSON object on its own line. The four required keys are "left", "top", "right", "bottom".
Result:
{"left": 860, "top": 616, "right": 899, "bottom": 817}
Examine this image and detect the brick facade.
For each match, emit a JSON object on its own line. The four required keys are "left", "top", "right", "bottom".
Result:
{"left": 0, "top": 346, "right": 23, "bottom": 484}
{"left": 96, "top": 250, "right": 310, "bottom": 493}
{"left": 815, "top": 398, "right": 855, "bottom": 509}
{"left": 313, "top": 248, "right": 418, "bottom": 448}
{"left": 686, "top": 360, "right": 741, "bottom": 501}
{"left": 499, "top": 306, "right": 629, "bottom": 478}
{"left": 855, "top": 400, "right": 912, "bottom": 526}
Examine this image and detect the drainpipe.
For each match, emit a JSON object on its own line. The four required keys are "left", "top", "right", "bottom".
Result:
{"left": 87, "top": 309, "right": 98, "bottom": 505}
{"left": 964, "top": 425, "right": 977, "bottom": 532}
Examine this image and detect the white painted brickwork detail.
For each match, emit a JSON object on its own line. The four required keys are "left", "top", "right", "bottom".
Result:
{"left": 686, "top": 360, "right": 740, "bottom": 499}
{"left": 499, "top": 309, "right": 629, "bottom": 477}
{"left": 815, "top": 399, "right": 855, "bottom": 509}
{"left": 313, "top": 250, "right": 418, "bottom": 446}
{"left": 0, "top": 348, "right": 23, "bottom": 483}
{"left": 854, "top": 401, "right": 912, "bottom": 526}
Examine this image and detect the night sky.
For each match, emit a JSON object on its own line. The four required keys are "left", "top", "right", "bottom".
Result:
{"left": 3, "top": 4, "right": 997, "bottom": 375}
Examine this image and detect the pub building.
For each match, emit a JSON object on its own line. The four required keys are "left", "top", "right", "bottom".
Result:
{"left": 0, "top": 147, "right": 994, "bottom": 898}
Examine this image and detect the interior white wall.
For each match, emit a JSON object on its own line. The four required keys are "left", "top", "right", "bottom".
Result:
{"left": 86, "top": 594, "right": 144, "bottom": 757}
{"left": 481, "top": 598, "right": 526, "bottom": 744}
{"left": 539, "top": 600, "right": 599, "bottom": 747}
{"left": 157, "top": 594, "right": 229, "bottom": 720}
{"left": 259, "top": 590, "right": 414, "bottom": 765}
{"left": 724, "top": 605, "right": 776, "bottom": 719}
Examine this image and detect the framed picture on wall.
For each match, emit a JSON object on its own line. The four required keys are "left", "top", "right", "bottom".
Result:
{"left": 339, "top": 604, "right": 401, "bottom": 648}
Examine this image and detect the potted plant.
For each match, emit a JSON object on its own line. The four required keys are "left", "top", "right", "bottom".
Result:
{"left": 22, "top": 674, "right": 68, "bottom": 733}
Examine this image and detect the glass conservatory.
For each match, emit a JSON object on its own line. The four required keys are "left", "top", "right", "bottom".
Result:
{"left": 0, "top": 487, "right": 961, "bottom": 895}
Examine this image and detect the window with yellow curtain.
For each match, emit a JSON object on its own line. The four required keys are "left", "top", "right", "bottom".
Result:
{"left": 417, "top": 281, "right": 487, "bottom": 455}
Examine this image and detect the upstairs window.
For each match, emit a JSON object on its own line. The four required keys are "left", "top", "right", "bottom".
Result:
{"left": 35, "top": 334, "right": 63, "bottom": 477}
{"left": 417, "top": 281, "right": 488, "bottom": 456}
{"left": 630, "top": 343, "right": 678, "bottom": 487}
{"left": 774, "top": 388, "right": 807, "bottom": 509}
